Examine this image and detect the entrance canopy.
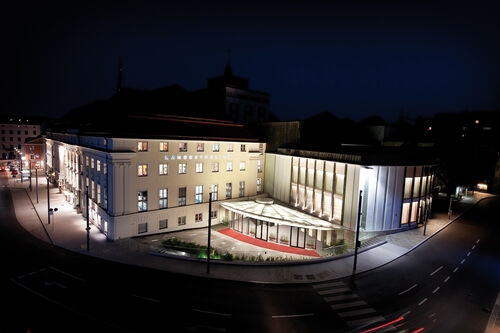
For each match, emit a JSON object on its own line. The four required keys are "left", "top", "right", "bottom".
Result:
{"left": 221, "top": 199, "right": 342, "bottom": 231}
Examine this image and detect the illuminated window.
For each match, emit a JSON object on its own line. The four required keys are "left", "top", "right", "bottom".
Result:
{"left": 257, "top": 160, "right": 262, "bottom": 173}
{"left": 178, "top": 163, "right": 187, "bottom": 174}
{"left": 97, "top": 184, "right": 101, "bottom": 204}
{"left": 138, "top": 164, "right": 148, "bottom": 176}
{"left": 179, "top": 142, "right": 188, "bottom": 152}
{"left": 227, "top": 144, "right": 233, "bottom": 152}
{"left": 103, "top": 163, "right": 107, "bottom": 175}
{"left": 195, "top": 185, "right": 203, "bottom": 203}
{"left": 212, "top": 143, "right": 220, "bottom": 152}
{"left": 137, "top": 141, "right": 148, "bottom": 152}
{"left": 86, "top": 156, "right": 89, "bottom": 167}
{"left": 138, "top": 191, "right": 147, "bottom": 212}
{"left": 197, "top": 143, "right": 204, "bottom": 152}
{"left": 160, "top": 142, "right": 168, "bottom": 152}
{"left": 91, "top": 180, "right": 95, "bottom": 199}
{"left": 91, "top": 158, "right": 94, "bottom": 169}
{"left": 211, "top": 184, "right": 218, "bottom": 201}
{"left": 226, "top": 161, "right": 233, "bottom": 171}
{"left": 239, "top": 161, "right": 246, "bottom": 171}
{"left": 97, "top": 160, "right": 101, "bottom": 172}
{"left": 159, "top": 163, "right": 168, "bottom": 175}
{"left": 159, "top": 188, "right": 168, "bottom": 209}
{"left": 196, "top": 162, "right": 203, "bottom": 173}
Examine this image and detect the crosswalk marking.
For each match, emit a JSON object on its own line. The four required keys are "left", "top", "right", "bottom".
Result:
{"left": 312, "top": 281, "right": 344, "bottom": 289}
{"left": 338, "top": 307, "right": 376, "bottom": 318}
{"left": 330, "top": 300, "right": 367, "bottom": 310}
{"left": 317, "top": 287, "right": 351, "bottom": 295}
{"left": 324, "top": 293, "right": 359, "bottom": 302}
{"left": 347, "top": 316, "right": 385, "bottom": 327}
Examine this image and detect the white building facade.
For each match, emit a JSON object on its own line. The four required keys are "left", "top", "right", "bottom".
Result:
{"left": 46, "top": 132, "right": 265, "bottom": 240}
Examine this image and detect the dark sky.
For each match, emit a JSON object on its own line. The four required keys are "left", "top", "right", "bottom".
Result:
{"left": 2, "top": 0, "right": 499, "bottom": 122}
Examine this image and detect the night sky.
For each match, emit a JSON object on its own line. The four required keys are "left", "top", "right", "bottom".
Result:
{"left": 2, "top": 0, "right": 500, "bottom": 122}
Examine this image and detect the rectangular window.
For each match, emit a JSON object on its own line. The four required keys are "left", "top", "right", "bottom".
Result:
{"left": 159, "top": 188, "right": 168, "bottom": 209}
{"left": 257, "top": 178, "right": 262, "bottom": 193}
{"left": 97, "top": 184, "right": 101, "bottom": 204}
{"left": 239, "top": 181, "right": 245, "bottom": 197}
{"left": 138, "top": 141, "right": 148, "bottom": 151}
{"left": 86, "top": 177, "right": 89, "bottom": 187}
{"left": 91, "top": 180, "right": 95, "bottom": 199}
{"left": 240, "top": 144, "right": 246, "bottom": 152}
{"left": 178, "top": 216, "right": 186, "bottom": 226}
{"left": 179, "top": 142, "right": 188, "bottom": 152}
{"left": 239, "top": 161, "right": 246, "bottom": 171}
{"left": 212, "top": 162, "right": 219, "bottom": 172}
{"left": 138, "top": 164, "right": 148, "bottom": 176}
{"left": 159, "top": 163, "right": 168, "bottom": 175}
{"left": 104, "top": 187, "right": 108, "bottom": 209}
{"left": 97, "top": 160, "right": 101, "bottom": 172}
{"left": 138, "top": 191, "right": 148, "bottom": 212}
{"left": 178, "top": 163, "right": 187, "bottom": 174}
{"left": 195, "top": 213, "right": 203, "bottom": 222}
{"left": 257, "top": 160, "right": 262, "bottom": 173}
{"left": 211, "top": 184, "right": 218, "bottom": 201}
{"left": 226, "top": 161, "right": 233, "bottom": 171}
{"left": 159, "top": 142, "right": 168, "bottom": 152}
{"left": 138, "top": 223, "right": 148, "bottom": 234}
{"left": 226, "top": 183, "right": 232, "bottom": 199}
{"left": 158, "top": 219, "right": 168, "bottom": 229}
{"left": 212, "top": 143, "right": 220, "bottom": 152}
{"left": 178, "top": 187, "right": 186, "bottom": 206}
{"left": 91, "top": 158, "right": 94, "bottom": 169}
{"left": 195, "top": 185, "right": 203, "bottom": 203}
{"left": 196, "top": 162, "right": 203, "bottom": 173}
{"left": 210, "top": 210, "right": 218, "bottom": 219}
{"left": 159, "top": 219, "right": 168, "bottom": 229}
{"left": 197, "top": 143, "right": 204, "bottom": 152}
{"left": 227, "top": 144, "right": 233, "bottom": 152}
{"left": 103, "top": 162, "right": 107, "bottom": 175}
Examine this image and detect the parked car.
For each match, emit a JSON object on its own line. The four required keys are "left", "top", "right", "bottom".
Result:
{"left": 11, "top": 170, "right": 18, "bottom": 175}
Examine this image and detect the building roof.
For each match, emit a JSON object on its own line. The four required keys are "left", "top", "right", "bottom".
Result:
{"left": 220, "top": 199, "right": 343, "bottom": 230}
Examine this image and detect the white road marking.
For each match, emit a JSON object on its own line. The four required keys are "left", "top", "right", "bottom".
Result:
{"left": 55, "top": 282, "right": 67, "bottom": 289}
{"left": 472, "top": 245, "right": 476, "bottom": 250}
{"left": 347, "top": 316, "right": 385, "bottom": 327}
{"left": 28, "top": 271, "right": 37, "bottom": 276}
{"left": 330, "top": 300, "right": 367, "bottom": 310}
{"left": 398, "top": 284, "right": 418, "bottom": 296}
{"left": 444, "top": 276, "right": 450, "bottom": 283}
{"left": 271, "top": 313, "right": 314, "bottom": 318}
{"left": 318, "top": 287, "right": 351, "bottom": 295}
{"left": 430, "top": 266, "right": 443, "bottom": 276}
{"left": 460, "top": 259, "right": 466, "bottom": 265}
{"left": 418, "top": 298, "right": 428, "bottom": 306}
{"left": 191, "top": 325, "right": 226, "bottom": 332}
{"left": 193, "top": 309, "right": 232, "bottom": 317}
{"left": 476, "top": 239, "right": 480, "bottom": 244}
{"left": 49, "top": 266, "right": 85, "bottom": 282}
{"left": 313, "top": 281, "right": 344, "bottom": 289}
{"left": 338, "top": 308, "right": 376, "bottom": 318}
{"left": 324, "top": 294, "right": 359, "bottom": 302}
{"left": 432, "top": 287, "right": 440, "bottom": 294}
{"left": 467, "top": 251, "right": 471, "bottom": 257}
{"left": 17, "top": 275, "right": 26, "bottom": 279}
{"left": 131, "top": 294, "right": 160, "bottom": 303}
{"left": 401, "top": 310, "right": 411, "bottom": 317}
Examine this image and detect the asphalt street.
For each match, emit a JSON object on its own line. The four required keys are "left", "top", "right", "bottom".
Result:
{"left": 1, "top": 170, "right": 498, "bottom": 333}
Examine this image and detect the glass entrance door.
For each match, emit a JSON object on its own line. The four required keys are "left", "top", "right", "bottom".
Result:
{"left": 290, "top": 227, "right": 306, "bottom": 248}
{"left": 255, "top": 220, "right": 268, "bottom": 241}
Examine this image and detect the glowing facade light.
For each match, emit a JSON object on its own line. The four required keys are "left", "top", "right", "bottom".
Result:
{"left": 477, "top": 183, "right": 488, "bottom": 191}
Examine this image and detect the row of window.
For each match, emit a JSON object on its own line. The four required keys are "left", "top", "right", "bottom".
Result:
{"left": 137, "top": 210, "right": 219, "bottom": 234}
{"left": 137, "top": 161, "right": 261, "bottom": 176}
{"left": 0, "top": 130, "right": 37, "bottom": 135}
{"left": 86, "top": 156, "right": 108, "bottom": 174}
{"left": 137, "top": 182, "right": 250, "bottom": 212}
{"left": 137, "top": 141, "right": 254, "bottom": 153}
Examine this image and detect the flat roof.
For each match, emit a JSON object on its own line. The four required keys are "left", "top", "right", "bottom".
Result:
{"left": 220, "top": 200, "right": 343, "bottom": 230}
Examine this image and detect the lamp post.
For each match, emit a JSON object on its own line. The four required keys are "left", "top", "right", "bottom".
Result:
{"left": 85, "top": 186, "right": 90, "bottom": 252}
{"left": 207, "top": 192, "right": 212, "bottom": 274}
{"left": 35, "top": 168, "right": 39, "bottom": 203}
{"left": 29, "top": 158, "right": 32, "bottom": 192}
{"left": 47, "top": 174, "right": 50, "bottom": 225}
{"left": 352, "top": 190, "right": 363, "bottom": 276}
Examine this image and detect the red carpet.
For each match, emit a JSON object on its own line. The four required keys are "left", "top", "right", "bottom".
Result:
{"left": 218, "top": 228, "right": 321, "bottom": 257}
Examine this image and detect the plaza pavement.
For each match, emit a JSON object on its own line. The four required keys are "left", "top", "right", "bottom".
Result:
{"left": 7, "top": 172, "right": 493, "bottom": 284}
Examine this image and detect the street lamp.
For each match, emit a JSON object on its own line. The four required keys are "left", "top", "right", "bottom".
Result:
{"left": 206, "top": 192, "right": 213, "bottom": 274}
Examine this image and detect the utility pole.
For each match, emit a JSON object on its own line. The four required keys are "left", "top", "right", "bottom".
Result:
{"left": 35, "top": 168, "right": 39, "bottom": 203}
{"left": 86, "top": 186, "right": 90, "bottom": 252}
{"left": 29, "top": 160, "right": 32, "bottom": 191}
{"left": 352, "top": 190, "right": 363, "bottom": 276}
{"left": 207, "top": 192, "right": 212, "bottom": 274}
{"left": 47, "top": 174, "right": 50, "bottom": 225}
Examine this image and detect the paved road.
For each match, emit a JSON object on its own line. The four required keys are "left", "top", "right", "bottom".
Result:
{"left": 2, "top": 170, "right": 498, "bottom": 332}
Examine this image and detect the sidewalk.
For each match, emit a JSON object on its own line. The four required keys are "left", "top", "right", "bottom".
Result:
{"left": 9, "top": 174, "right": 494, "bottom": 284}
